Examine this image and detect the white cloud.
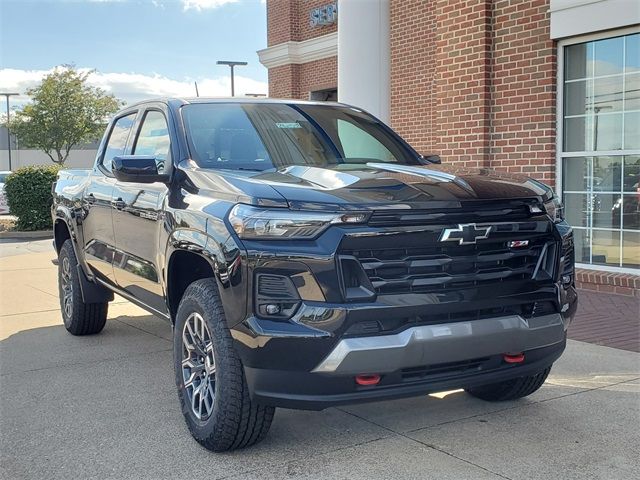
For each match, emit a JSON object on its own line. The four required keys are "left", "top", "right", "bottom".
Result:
{"left": 181, "top": 0, "right": 238, "bottom": 11}
{"left": 0, "top": 68, "right": 268, "bottom": 109}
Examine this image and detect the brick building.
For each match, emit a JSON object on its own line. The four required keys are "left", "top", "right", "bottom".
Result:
{"left": 258, "top": 0, "right": 640, "bottom": 293}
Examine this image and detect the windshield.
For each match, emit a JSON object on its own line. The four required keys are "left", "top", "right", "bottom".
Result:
{"left": 181, "top": 103, "right": 419, "bottom": 171}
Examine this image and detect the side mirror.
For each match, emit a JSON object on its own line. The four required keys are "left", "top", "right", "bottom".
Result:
{"left": 418, "top": 154, "right": 442, "bottom": 165}
{"left": 112, "top": 155, "right": 170, "bottom": 183}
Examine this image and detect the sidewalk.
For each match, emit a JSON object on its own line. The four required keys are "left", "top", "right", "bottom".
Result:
{"left": 569, "top": 290, "right": 640, "bottom": 353}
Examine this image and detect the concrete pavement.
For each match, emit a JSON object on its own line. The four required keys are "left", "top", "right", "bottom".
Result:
{"left": 1, "top": 240, "right": 639, "bottom": 479}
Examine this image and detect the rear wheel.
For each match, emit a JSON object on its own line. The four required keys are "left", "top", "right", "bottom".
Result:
{"left": 466, "top": 366, "right": 551, "bottom": 401}
{"left": 58, "top": 240, "right": 108, "bottom": 335}
{"left": 174, "top": 278, "right": 274, "bottom": 452}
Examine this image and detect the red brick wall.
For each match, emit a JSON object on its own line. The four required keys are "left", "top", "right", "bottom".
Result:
{"left": 432, "top": 0, "right": 493, "bottom": 169}
{"left": 490, "top": 0, "right": 556, "bottom": 186}
{"left": 268, "top": 57, "right": 337, "bottom": 100}
{"left": 388, "top": 0, "right": 556, "bottom": 181}
{"left": 390, "top": 0, "right": 437, "bottom": 155}
{"left": 298, "top": 56, "right": 338, "bottom": 98}
{"left": 269, "top": 64, "right": 300, "bottom": 98}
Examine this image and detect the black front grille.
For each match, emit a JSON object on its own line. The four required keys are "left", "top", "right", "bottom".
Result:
{"left": 562, "top": 235, "right": 575, "bottom": 275}
{"left": 340, "top": 221, "right": 555, "bottom": 296}
{"left": 368, "top": 200, "right": 539, "bottom": 227}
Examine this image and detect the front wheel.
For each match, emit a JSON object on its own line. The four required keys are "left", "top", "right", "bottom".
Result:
{"left": 174, "top": 278, "right": 274, "bottom": 452}
{"left": 58, "top": 239, "right": 108, "bottom": 335}
{"left": 466, "top": 366, "right": 551, "bottom": 401}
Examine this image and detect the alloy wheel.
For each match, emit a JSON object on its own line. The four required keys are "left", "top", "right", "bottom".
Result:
{"left": 181, "top": 312, "right": 216, "bottom": 420}
{"left": 60, "top": 256, "right": 73, "bottom": 322}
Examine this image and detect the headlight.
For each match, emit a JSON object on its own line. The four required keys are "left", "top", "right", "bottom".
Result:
{"left": 544, "top": 197, "right": 565, "bottom": 223}
{"left": 228, "top": 204, "right": 369, "bottom": 240}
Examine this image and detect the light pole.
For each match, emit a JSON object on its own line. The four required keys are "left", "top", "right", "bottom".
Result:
{"left": 216, "top": 61, "right": 247, "bottom": 97}
{"left": 0, "top": 92, "right": 19, "bottom": 171}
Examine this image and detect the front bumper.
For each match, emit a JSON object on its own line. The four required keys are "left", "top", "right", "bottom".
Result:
{"left": 312, "top": 313, "right": 567, "bottom": 374}
{"left": 246, "top": 340, "right": 566, "bottom": 410}
{"left": 237, "top": 310, "right": 571, "bottom": 410}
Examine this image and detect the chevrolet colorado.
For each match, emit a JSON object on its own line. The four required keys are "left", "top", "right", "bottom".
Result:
{"left": 52, "top": 98, "right": 577, "bottom": 451}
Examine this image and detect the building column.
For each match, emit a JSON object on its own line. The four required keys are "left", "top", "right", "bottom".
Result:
{"left": 338, "top": 0, "right": 390, "bottom": 123}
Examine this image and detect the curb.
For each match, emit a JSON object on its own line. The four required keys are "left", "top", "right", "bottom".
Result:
{"left": 0, "top": 230, "right": 53, "bottom": 240}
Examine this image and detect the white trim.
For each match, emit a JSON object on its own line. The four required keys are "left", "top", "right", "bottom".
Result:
{"left": 560, "top": 149, "right": 640, "bottom": 157}
{"left": 576, "top": 263, "right": 640, "bottom": 275}
{"left": 550, "top": 1, "right": 640, "bottom": 39}
{"left": 557, "top": 24, "right": 640, "bottom": 45}
{"left": 258, "top": 33, "right": 338, "bottom": 69}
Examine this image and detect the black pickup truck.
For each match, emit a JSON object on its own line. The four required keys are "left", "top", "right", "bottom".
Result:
{"left": 52, "top": 98, "right": 577, "bottom": 451}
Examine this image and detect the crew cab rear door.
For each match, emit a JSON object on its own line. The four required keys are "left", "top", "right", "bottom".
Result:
{"left": 111, "top": 105, "right": 171, "bottom": 315}
{"left": 82, "top": 112, "right": 137, "bottom": 284}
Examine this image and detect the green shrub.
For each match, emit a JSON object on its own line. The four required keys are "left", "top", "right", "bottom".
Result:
{"left": 4, "top": 165, "right": 60, "bottom": 231}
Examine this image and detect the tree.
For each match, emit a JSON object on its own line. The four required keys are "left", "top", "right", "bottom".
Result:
{"left": 8, "top": 66, "right": 122, "bottom": 165}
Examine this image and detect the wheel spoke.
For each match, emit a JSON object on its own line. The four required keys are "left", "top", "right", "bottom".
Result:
{"left": 181, "top": 312, "right": 216, "bottom": 420}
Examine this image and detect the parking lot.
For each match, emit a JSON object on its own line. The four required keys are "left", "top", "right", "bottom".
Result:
{"left": 1, "top": 239, "right": 639, "bottom": 479}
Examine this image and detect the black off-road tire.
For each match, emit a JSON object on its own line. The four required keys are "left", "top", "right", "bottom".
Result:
{"left": 58, "top": 239, "right": 108, "bottom": 336}
{"left": 466, "top": 366, "right": 551, "bottom": 401}
{"left": 174, "top": 278, "right": 275, "bottom": 452}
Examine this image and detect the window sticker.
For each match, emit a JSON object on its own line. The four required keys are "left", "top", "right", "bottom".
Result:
{"left": 275, "top": 122, "right": 302, "bottom": 129}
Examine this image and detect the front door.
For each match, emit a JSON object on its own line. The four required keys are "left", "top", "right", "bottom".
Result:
{"left": 112, "top": 108, "right": 171, "bottom": 314}
{"left": 82, "top": 112, "right": 137, "bottom": 284}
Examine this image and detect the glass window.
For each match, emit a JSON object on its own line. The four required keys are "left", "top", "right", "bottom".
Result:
{"left": 133, "top": 110, "right": 171, "bottom": 173}
{"left": 565, "top": 42, "right": 593, "bottom": 80}
{"left": 594, "top": 36, "right": 624, "bottom": 77}
{"left": 564, "top": 193, "right": 591, "bottom": 228}
{"left": 562, "top": 157, "right": 590, "bottom": 191}
{"left": 622, "top": 231, "right": 640, "bottom": 268}
{"left": 591, "top": 229, "right": 621, "bottom": 266}
{"left": 564, "top": 80, "right": 591, "bottom": 116}
{"left": 102, "top": 113, "right": 136, "bottom": 172}
{"left": 594, "top": 113, "right": 622, "bottom": 151}
{"left": 624, "top": 73, "right": 640, "bottom": 110}
{"left": 563, "top": 116, "right": 592, "bottom": 152}
{"left": 561, "top": 33, "right": 639, "bottom": 272}
{"left": 593, "top": 75, "right": 623, "bottom": 112}
{"left": 625, "top": 34, "right": 640, "bottom": 74}
{"left": 623, "top": 156, "right": 640, "bottom": 192}
{"left": 592, "top": 156, "right": 622, "bottom": 191}
{"left": 624, "top": 112, "right": 640, "bottom": 149}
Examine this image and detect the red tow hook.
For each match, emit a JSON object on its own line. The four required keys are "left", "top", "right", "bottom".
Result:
{"left": 355, "top": 374, "right": 381, "bottom": 386}
{"left": 503, "top": 353, "right": 525, "bottom": 364}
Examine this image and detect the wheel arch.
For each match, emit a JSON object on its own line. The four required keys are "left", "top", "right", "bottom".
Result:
{"left": 164, "top": 229, "right": 247, "bottom": 325}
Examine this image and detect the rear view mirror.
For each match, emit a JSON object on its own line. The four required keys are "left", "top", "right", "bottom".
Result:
{"left": 419, "top": 154, "right": 442, "bottom": 165}
{"left": 112, "top": 155, "right": 170, "bottom": 183}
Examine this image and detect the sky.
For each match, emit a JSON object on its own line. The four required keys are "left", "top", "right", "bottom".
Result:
{"left": 0, "top": 0, "right": 268, "bottom": 109}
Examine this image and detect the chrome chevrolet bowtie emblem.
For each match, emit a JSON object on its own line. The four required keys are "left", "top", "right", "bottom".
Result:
{"left": 440, "top": 223, "right": 492, "bottom": 245}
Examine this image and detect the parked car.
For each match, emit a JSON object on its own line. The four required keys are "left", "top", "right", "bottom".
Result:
{"left": 0, "top": 171, "right": 11, "bottom": 214}
{"left": 52, "top": 98, "right": 578, "bottom": 451}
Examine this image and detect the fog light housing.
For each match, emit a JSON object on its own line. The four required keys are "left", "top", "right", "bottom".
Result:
{"left": 255, "top": 273, "right": 300, "bottom": 319}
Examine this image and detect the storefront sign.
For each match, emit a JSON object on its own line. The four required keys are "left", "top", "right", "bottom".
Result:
{"left": 310, "top": 3, "right": 337, "bottom": 27}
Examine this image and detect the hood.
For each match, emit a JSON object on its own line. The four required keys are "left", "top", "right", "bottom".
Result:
{"left": 184, "top": 162, "right": 553, "bottom": 211}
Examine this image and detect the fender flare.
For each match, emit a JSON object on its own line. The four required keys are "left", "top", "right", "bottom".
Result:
{"left": 164, "top": 227, "right": 247, "bottom": 326}
{"left": 53, "top": 207, "right": 113, "bottom": 304}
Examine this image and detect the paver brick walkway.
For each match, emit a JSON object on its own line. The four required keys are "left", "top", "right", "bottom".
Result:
{"left": 568, "top": 289, "right": 639, "bottom": 352}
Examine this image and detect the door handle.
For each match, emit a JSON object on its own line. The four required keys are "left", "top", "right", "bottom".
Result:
{"left": 112, "top": 198, "right": 126, "bottom": 210}
{"left": 86, "top": 193, "right": 96, "bottom": 204}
